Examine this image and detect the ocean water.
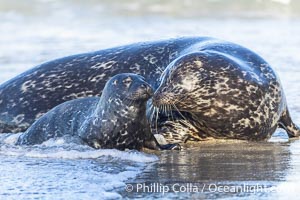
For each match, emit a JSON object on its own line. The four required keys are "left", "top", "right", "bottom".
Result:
{"left": 1, "top": 0, "right": 300, "bottom": 199}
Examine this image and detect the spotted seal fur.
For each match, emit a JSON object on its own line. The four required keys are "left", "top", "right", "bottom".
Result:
{"left": 0, "top": 37, "right": 209, "bottom": 133}
{"left": 1, "top": 37, "right": 299, "bottom": 144}
{"left": 151, "top": 41, "right": 300, "bottom": 142}
{"left": 16, "top": 73, "right": 179, "bottom": 150}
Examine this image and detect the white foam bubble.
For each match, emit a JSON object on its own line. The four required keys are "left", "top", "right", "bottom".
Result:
{"left": 24, "top": 148, "right": 158, "bottom": 162}
{"left": 0, "top": 134, "right": 158, "bottom": 199}
{"left": 2, "top": 132, "right": 22, "bottom": 144}
{"left": 0, "top": 134, "right": 158, "bottom": 163}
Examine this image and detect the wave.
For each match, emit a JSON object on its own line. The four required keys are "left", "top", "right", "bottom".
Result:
{"left": 0, "top": 133, "right": 158, "bottom": 162}
{"left": 0, "top": 133, "right": 159, "bottom": 199}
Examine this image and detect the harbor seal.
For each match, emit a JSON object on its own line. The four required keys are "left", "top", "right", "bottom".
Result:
{"left": 0, "top": 37, "right": 207, "bottom": 133}
{"left": 1, "top": 37, "right": 299, "bottom": 144}
{"left": 151, "top": 42, "right": 300, "bottom": 142}
{"left": 16, "top": 73, "right": 179, "bottom": 150}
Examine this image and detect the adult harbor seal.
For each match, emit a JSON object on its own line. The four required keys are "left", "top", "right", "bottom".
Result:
{"left": 151, "top": 42, "right": 300, "bottom": 142}
{"left": 0, "top": 37, "right": 206, "bottom": 133}
{"left": 1, "top": 37, "right": 299, "bottom": 144}
{"left": 16, "top": 73, "right": 178, "bottom": 150}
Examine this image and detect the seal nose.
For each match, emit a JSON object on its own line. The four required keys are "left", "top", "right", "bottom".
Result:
{"left": 152, "top": 91, "right": 161, "bottom": 107}
{"left": 141, "top": 83, "right": 153, "bottom": 96}
{"left": 152, "top": 88, "right": 169, "bottom": 107}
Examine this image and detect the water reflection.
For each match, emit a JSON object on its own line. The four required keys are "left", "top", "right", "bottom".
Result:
{"left": 126, "top": 136, "right": 294, "bottom": 198}
{"left": 152, "top": 140, "right": 289, "bottom": 182}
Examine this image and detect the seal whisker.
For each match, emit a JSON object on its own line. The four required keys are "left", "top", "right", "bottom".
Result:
{"left": 149, "top": 104, "right": 154, "bottom": 120}
{"left": 150, "top": 105, "right": 157, "bottom": 124}
{"left": 155, "top": 107, "right": 159, "bottom": 134}
{"left": 166, "top": 105, "right": 170, "bottom": 120}
{"left": 168, "top": 104, "right": 175, "bottom": 121}
{"left": 150, "top": 106, "right": 155, "bottom": 122}
{"left": 165, "top": 104, "right": 171, "bottom": 121}
{"left": 172, "top": 103, "right": 188, "bottom": 121}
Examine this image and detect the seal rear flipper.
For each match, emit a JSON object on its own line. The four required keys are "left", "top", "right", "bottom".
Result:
{"left": 279, "top": 108, "right": 300, "bottom": 138}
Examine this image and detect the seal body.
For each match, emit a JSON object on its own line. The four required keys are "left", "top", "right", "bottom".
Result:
{"left": 2, "top": 37, "right": 299, "bottom": 144}
{"left": 16, "top": 73, "right": 173, "bottom": 150}
{"left": 152, "top": 40, "right": 300, "bottom": 142}
{"left": 0, "top": 37, "right": 207, "bottom": 133}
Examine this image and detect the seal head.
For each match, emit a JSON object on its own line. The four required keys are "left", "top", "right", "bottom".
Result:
{"left": 152, "top": 53, "right": 203, "bottom": 112}
{"left": 78, "top": 73, "right": 157, "bottom": 150}
{"left": 152, "top": 50, "right": 300, "bottom": 141}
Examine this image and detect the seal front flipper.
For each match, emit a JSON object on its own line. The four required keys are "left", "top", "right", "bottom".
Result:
{"left": 143, "top": 135, "right": 181, "bottom": 150}
{"left": 279, "top": 108, "right": 300, "bottom": 138}
{"left": 159, "top": 143, "right": 181, "bottom": 150}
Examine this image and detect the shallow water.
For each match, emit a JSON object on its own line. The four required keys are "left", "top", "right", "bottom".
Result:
{"left": 0, "top": 133, "right": 158, "bottom": 199}
{"left": 125, "top": 135, "right": 299, "bottom": 199}
{"left": 1, "top": 0, "right": 300, "bottom": 199}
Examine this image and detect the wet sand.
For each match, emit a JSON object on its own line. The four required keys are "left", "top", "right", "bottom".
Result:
{"left": 121, "top": 131, "right": 300, "bottom": 199}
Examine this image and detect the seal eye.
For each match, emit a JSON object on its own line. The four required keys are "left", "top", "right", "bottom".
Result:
{"left": 112, "top": 79, "right": 118, "bottom": 85}
{"left": 122, "top": 77, "right": 132, "bottom": 87}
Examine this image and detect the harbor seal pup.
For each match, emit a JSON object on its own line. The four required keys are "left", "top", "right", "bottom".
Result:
{"left": 16, "top": 73, "right": 179, "bottom": 150}
{"left": 151, "top": 43, "right": 300, "bottom": 143}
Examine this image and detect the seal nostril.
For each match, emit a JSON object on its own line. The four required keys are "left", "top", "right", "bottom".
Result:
{"left": 141, "top": 83, "right": 153, "bottom": 96}
{"left": 147, "top": 87, "right": 154, "bottom": 96}
{"left": 140, "top": 84, "right": 146, "bottom": 89}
